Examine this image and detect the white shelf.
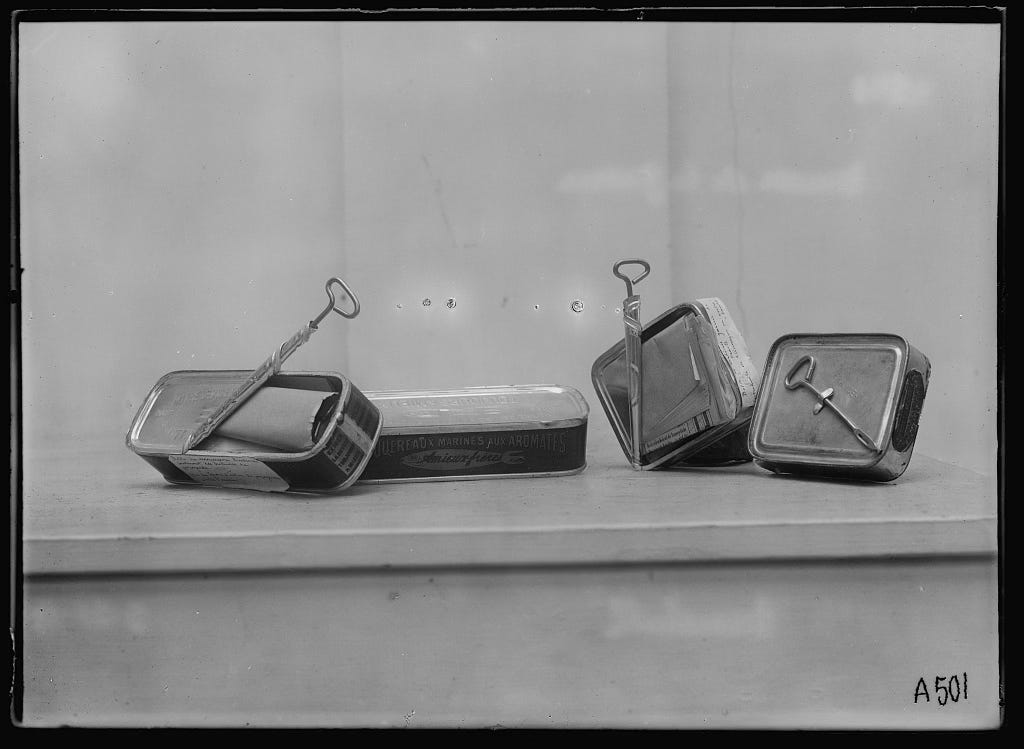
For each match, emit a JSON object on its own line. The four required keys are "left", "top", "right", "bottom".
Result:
{"left": 22, "top": 429, "right": 997, "bottom": 576}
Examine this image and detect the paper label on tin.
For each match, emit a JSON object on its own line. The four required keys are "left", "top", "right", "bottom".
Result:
{"left": 339, "top": 415, "right": 373, "bottom": 455}
{"left": 321, "top": 428, "right": 366, "bottom": 478}
{"left": 695, "top": 297, "right": 760, "bottom": 408}
{"left": 169, "top": 454, "right": 289, "bottom": 492}
{"left": 644, "top": 408, "right": 716, "bottom": 452}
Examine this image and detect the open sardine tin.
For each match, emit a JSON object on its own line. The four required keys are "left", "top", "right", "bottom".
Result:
{"left": 592, "top": 298, "right": 761, "bottom": 470}
{"left": 126, "top": 370, "right": 383, "bottom": 493}
{"left": 748, "top": 334, "right": 930, "bottom": 481}
{"left": 359, "top": 385, "right": 589, "bottom": 482}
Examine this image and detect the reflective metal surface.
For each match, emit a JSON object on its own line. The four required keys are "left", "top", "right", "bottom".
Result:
{"left": 748, "top": 334, "right": 931, "bottom": 481}
{"left": 359, "top": 385, "right": 589, "bottom": 482}
{"left": 126, "top": 370, "right": 382, "bottom": 493}
{"left": 592, "top": 301, "right": 758, "bottom": 470}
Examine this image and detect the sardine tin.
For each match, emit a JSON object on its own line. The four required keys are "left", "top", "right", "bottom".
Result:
{"left": 748, "top": 334, "right": 930, "bottom": 481}
{"left": 591, "top": 298, "right": 760, "bottom": 469}
{"left": 126, "top": 370, "right": 382, "bottom": 493}
{"left": 358, "top": 385, "right": 589, "bottom": 482}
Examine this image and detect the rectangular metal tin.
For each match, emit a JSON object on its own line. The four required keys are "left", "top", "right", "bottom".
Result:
{"left": 126, "top": 370, "right": 383, "bottom": 493}
{"left": 591, "top": 301, "right": 758, "bottom": 470}
{"left": 748, "top": 334, "right": 930, "bottom": 481}
{"left": 358, "top": 385, "right": 589, "bottom": 483}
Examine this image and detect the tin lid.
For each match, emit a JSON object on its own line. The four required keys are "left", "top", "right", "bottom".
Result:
{"left": 365, "top": 385, "right": 589, "bottom": 434}
{"left": 127, "top": 370, "right": 349, "bottom": 457}
{"left": 748, "top": 334, "right": 910, "bottom": 468}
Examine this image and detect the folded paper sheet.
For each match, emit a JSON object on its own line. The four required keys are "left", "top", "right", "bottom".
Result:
{"left": 196, "top": 386, "right": 340, "bottom": 453}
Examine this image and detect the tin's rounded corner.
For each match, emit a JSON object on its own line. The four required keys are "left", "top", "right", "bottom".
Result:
{"left": 153, "top": 368, "right": 224, "bottom": 388}
{"left": 751, "top": 457, "right": 780, "bottom": 475}
{"left": 887, "top": 445, "right": 925, "bottom": 481}
{"left": 551, "top": 461, "right": 589, "bottom": 478}
{"left": 746, "top": 434, "right": 766, "bottom": 465}
{"left": 590, "top": 343, "right": 616, "bottom": 389}
{"left": 763, "top": 332, "right": 802, "bottom": 358}
{"left": 556, "top": 383, "right": 592, "bottom": 420}
{"left": 880, "top": 464, "right": 911, "bottom": 482}
{"left": 163, "top": 475, "right": 196, "bottom": 488}
{"left": 909, "top": 344, "right": 932, "bottom": 387}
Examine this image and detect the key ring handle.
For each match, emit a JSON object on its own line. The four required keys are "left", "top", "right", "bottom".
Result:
{"left": 784, "top": 355, "right": 817, "bottom": 390}
{"left": 613, "top": 259, "right": 651, "bottom": 298}
{"left": 311, "top": 276, "right": 360, "bottom": 328}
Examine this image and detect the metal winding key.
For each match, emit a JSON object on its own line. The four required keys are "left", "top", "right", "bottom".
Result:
{"left": 784, "top": 354, "right": 879, "bottom": 453}
{"left": 180, "top": 276, "right": 360, "bottom": 454}
{"left": 613, "top": 259, "right": 651, "bottom": 469}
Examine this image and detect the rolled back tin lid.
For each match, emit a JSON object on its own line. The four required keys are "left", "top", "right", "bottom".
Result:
{"left": 128, "top": 370, "right": 348, "bottom": 456}
{"left": 748, "top": 334, "right": 914, "bottom": 468}
{"left": 365, "top": 385, "right": 589, "bottom": 433}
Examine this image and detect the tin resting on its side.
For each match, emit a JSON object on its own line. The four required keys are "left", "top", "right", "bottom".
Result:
{"left": 359, "top": 385, "right": 589, "bottom": 483}
{"left": 748, "top": 333, "right": 930, "bottom": 481}
{"left": 592, "top": 259, "right": 761, "bottom": 470}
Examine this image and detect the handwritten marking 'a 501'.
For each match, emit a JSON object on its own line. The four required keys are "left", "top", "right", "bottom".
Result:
{"left": 914, "top": 673, "right": 968, "bottom": 706}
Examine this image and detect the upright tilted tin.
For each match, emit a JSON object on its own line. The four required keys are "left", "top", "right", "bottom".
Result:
{"left": 748, "top": 333, "right": 930, "bottom": 481}
{"left": 591, "top": 260, "right": 760, "bottom": 469}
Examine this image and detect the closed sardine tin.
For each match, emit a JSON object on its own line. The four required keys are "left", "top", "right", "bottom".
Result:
{"left": 126, "top": 370, "right": 382, "bottom": 493}
{"left": 748, "top": 334, "right": 930, "bottom": 481}
{"left": 358, "top": 385, "right": 589, "bottom": 482}
{"left": 591, "top": 298, "right": 760, "bottom": 469}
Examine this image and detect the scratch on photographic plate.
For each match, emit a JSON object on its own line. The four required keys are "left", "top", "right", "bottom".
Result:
{"left": 421, "top": 154, "right": 459, "bottom": 250}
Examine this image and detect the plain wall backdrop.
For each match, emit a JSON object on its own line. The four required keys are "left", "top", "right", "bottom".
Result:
{"left": 18, "top": 21, "right": 1000, "bottom": 476}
